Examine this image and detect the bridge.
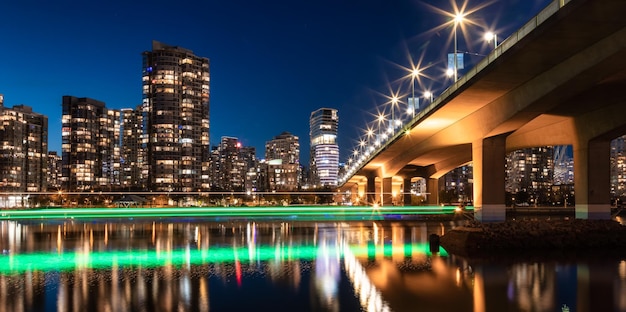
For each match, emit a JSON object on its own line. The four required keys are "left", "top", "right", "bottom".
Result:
{"left": 339, "top": 0, "right": 626, "bottom": 221}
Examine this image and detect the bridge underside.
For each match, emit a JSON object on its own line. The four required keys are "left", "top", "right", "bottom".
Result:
{"left": 340, "top": 0, "right": 626, "bottom": 221}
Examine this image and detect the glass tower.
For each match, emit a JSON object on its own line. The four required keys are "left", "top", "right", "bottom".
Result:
{"left": 309, "top": 108, "right": 339, "bottom": 187}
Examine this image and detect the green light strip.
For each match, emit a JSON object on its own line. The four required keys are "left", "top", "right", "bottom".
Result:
{"left": 0, "top": 243, "right": 447, "bottom": 274}
{"left": 0, "top": 206, "right": 472, "bottom": 220}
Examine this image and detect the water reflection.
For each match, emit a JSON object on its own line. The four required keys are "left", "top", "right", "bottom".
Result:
{"left": 0, "top": 219, "right": 624, "bottom": 311}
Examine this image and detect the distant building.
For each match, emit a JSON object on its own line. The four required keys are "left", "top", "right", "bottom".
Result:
{"left": 553, "top": 145, "right": 574, "bottom": 185}
{"left": 0, "top": 99, "right": 48, "bottom": 194}
{"left": 61, "top": 96, "right": 120, "bottom": 191}
{"left": 505, "top": 146, "right": 554, "bottom": 205}
{"left": 265, "top": 132, "right": 300, "bottom": 191}
{"left": 442, "top": 165, "right": 473, "bottom": 203}
{"left": 210, "top": 137, "right": 249, "bottom": 191}
{"left": 142, "top": 40, "right": 210, "bottom": 192}
{"left": 611, "top": 136, "right": 626, "bottom": 198}
{"left": 309, "top": 108, "right": 339, "bottom": 187}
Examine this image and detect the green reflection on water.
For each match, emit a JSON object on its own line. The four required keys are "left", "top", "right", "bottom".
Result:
{"left": 0, "top": 243, "right": 447, "bottom": 274}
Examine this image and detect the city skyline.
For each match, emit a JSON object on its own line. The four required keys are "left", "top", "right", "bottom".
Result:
{"left": 0, "top": 0, "right": 553, "bottom": 162}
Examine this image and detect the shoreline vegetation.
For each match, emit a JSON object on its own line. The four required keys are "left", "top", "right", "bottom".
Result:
{"left": 440, "top": 218, "right": 626, "bottom": 257}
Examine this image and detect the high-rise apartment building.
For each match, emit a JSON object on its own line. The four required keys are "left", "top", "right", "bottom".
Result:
{"left": 61, "top": 96, "right": 120, "bottom": 191}
{"left": 505, "top": 147, "right": 554, "bottom": 205}
{"left": 611, "top": 136, "right": 626, "bottom": 198}
{"left": 0, "top": 99, "right": 48, "bottom": 194}
{"left": 142, "top": 40, "right": 210, "bottom": 192}
{"left": 120, "top": 106, "right": 146, "bottom": 190}
{"left": 265, "top": 132, "right": 300, "bottom": 191}
{"left": 309, "top": 108, "right": 339, "bottom": 187}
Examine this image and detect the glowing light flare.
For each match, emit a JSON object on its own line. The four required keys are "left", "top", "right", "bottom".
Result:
{"left": 377, "top": 113, "right": 386, "bottom": 124}
{"left": 412, "top": 68, "right": 420, "bottom": 78}
{"left": 453, "top": 12, "right": 466, "bottom": 25}
{"left": 424, "top": 91, "right": 433, "bottom": 101}
{"left": 484, "top": 31, "right": 494, "bottom": 42}
{"left": 484, "top": 31, "right": 498, "bottom": 49}
{"left": 446, "top": 68, "right": 455, "bottom": 77}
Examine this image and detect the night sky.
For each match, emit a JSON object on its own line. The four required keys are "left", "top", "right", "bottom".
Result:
{"left": 0, "top": 0, "right": 551, "bottom": 165}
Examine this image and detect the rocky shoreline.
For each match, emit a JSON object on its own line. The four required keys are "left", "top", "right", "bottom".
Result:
{"left": 440, "top": 219, "right": 626, "bottom": 257}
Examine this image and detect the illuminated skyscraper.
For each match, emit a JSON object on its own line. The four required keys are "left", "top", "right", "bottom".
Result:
{"left": 309, "top": 108, "right": 339, "bottom": 187}
{"left": 142, "top": 41, "right": 210, "bottom": 192}
{"left": 0, "top": 99, "right": 48, "bottom": 195}
{"left": 61, "top": 96, "right": 120, "bottom": 191}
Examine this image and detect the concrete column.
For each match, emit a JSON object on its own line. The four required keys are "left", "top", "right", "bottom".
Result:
{"left": 573, "top": 140, "right": 611, "bottom": 219}
{"left": 366, "top": 174, "right": 376, "bottom": 205}
{"left": 382, "top": 177, "right": 392, "bottom": 206}
{"left": 403, "top": 178, "right": 412, "bottom": 206}
{"left": 426, "top": 178, "right": 439, "bottom": 205}
{"left": 473, "top": 134, "right": 507, "bottom": 222}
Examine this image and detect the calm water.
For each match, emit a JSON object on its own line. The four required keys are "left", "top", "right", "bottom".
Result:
{"left": 0, "top": 217, "right": 625, "bottom": 312}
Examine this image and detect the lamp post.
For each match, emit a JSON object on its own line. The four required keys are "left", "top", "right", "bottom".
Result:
{"left": 377, "top": 113, "right": 386, "bottom": 144}
{"left": 366, "top": 128, "right": 374, "bottom": 147}
{"left": 411, "top": 68, "right": 420, "bottom": 115}
{"left": 453, "top": 13, "right": 464, "bottom": 82}
{"left": 391, "top": 96, "right": 398, "bottom": 131}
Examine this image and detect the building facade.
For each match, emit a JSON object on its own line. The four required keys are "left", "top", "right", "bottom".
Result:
{"left": 265, "top": 131, "right": 300, "bottom": 191}
{"left": 61, "top": 96, "right": 120, "bottom": 191}
{"left": 309, "top": 108, "right": 339, "bottom": 187}
{"left": 0, "top": 99, "right": 48, "bottom": 194}
{"left": 120, "top": 106, "right": 146, "bottom": 190}
{"left": 47, "top": 151, "right": 62, "bottom": 191}
{"left": 142, "top": 40, "right": 210, "bottom": 192}
{"left": 210, "top": 137, "right": 248, "bottom": 191}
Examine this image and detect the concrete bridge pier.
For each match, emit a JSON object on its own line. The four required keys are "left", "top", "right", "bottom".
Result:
{"left": 365, "top": 172, "right": 376, "bottom": 205}
{"left": 402, "top": 177, "right": 412, "bottom": 206}
{"left": 574, "top": 139, "right": 611, "bottom": 219}
{"left": 382, "top": 177, "right": 392, "bottom": 206}
{"left": 426, "top": 178, "right": 440, "bottom": 206}
{"left": 472, "top": 134, "right": 507, "bottom": 222}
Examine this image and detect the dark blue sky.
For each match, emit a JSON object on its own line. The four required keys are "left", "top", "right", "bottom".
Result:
{"left": 0, "top": 0, "right": 551, "bottom": 164}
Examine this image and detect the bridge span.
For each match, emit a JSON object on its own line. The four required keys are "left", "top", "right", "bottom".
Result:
{"left": 339, "top": 0, "right": 626, "bottom": 221}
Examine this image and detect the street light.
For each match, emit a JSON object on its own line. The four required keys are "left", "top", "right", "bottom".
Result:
{"left": 484, "top": 31, "right": 497, "bottom": 49}
{"left": 424, "top": 90, "right": 433, "bottom": 102}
